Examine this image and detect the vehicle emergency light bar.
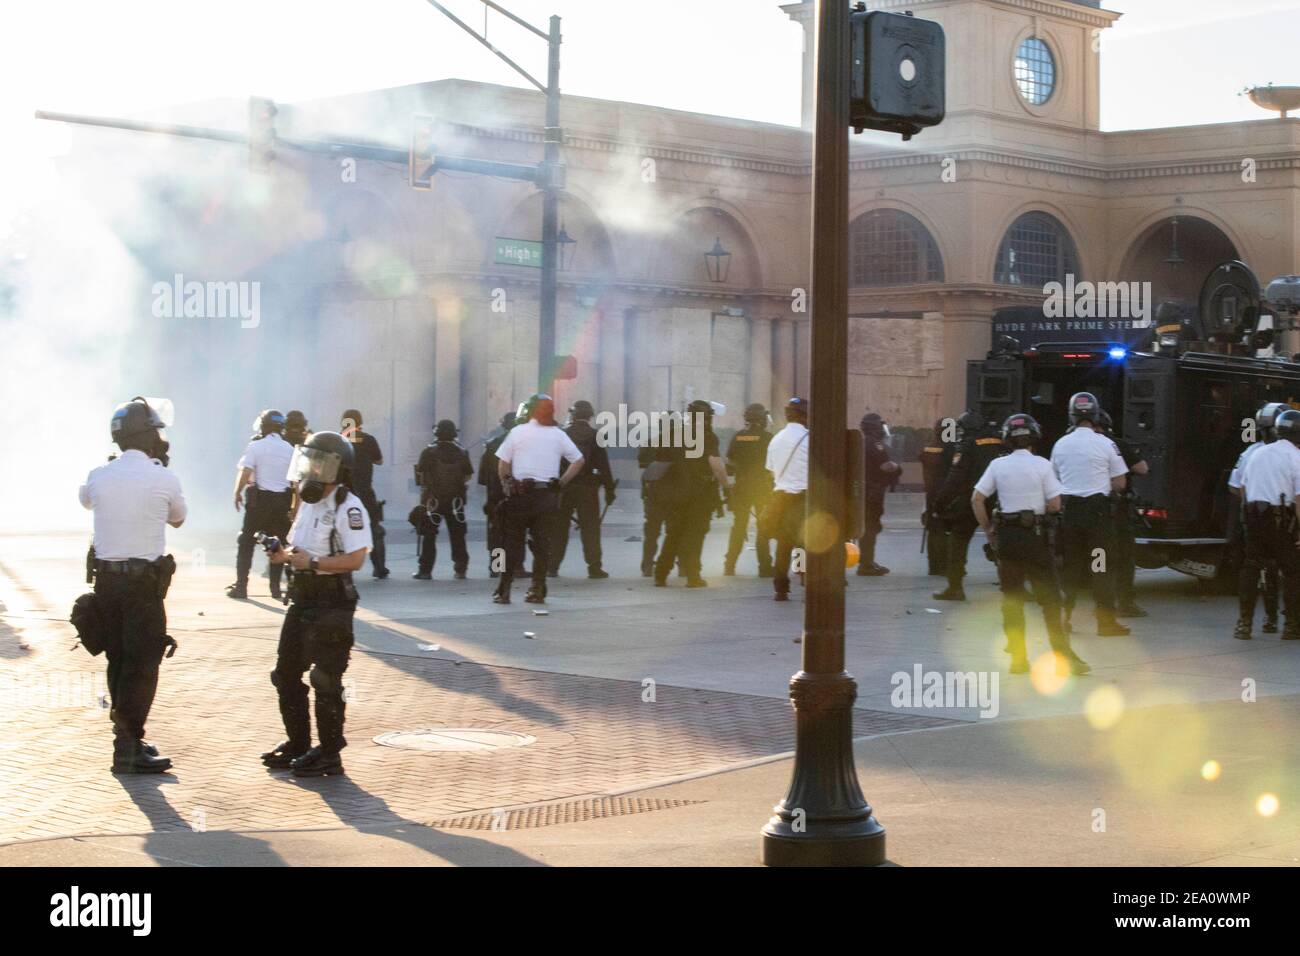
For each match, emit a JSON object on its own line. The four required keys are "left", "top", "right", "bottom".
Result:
{"left": 1021, "top": 342, "right": 1134, "bottom": 361}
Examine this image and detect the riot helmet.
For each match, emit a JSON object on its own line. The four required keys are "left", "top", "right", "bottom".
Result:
{"left": 516, "top": 393, "right": 556, "bottom": 427}
{"left": 256, "top": 408, "right": 286, "bottom": 437}
{"left": 1257, "top": 402, "right": 1286, "bottom": 442}
{"left": 744, "top": 403, "right": 770, "bottom": 428}
{"left": 784, "top": 397, "right": 809, "bottom": 424}
{"left": 498, "top": 410, "right": 518, "bottom": 431}
{"left": 1097, "top": 409, "right": 1114, "bottom": 433}
{"left": 860, "top": 411, "right": 885, "bottom": 439}
{"left": 110, "top": 396, "right": 173, "bottom": 464}
{"left": 956, "top": 409, "right": 983, "bottom": 436}
{"left": 1275, "top": 409, "right": 1300, "bottom": 446}
{"left": 568, "top": 400, "right": 595, "bottom": 422}
{"left": 290, "top": 431, "right": 355, "bottom": 504}
{"left": 1068, "top": 392, "right": 1102, "bottom": 427}
{"left": 284, "top": 410, "right": 309, "bottom": 446}
{"left": 1001, "top": 412, "right": 1042, "bottom": 449}
{"left": 434, "top": 419, "right": 458, "bottom": 441}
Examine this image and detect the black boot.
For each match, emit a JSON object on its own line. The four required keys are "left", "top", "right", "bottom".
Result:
{"left": 932, "top": 576, "right": 966, "bottom": 601}
{"left": 1096, "top": 610, "right": 1131, "bottom": 637}
{"left": 226, "top": 582, "right": 248, "bottom": 600}
{"left": 112, "top": 738, "right": 172, "bottom": 774}
{"left": 525, "top": 583, "right": 547, "bottom": 604}
{"left": 1262, "top": 617, "right": 1278, "bottom": 634}
{"left": 262, "top": 739, "right": 310, "bottom": 768}
{"left": 290, "top": 746, "right": 344, "bottom": 777}
{"left": 1233, "top": 619, "right": 1253, "bottom": 641}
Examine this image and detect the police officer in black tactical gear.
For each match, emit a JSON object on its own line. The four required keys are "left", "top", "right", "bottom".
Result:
{"left": 78, "top": 397, "right": 186, "bottom": 774}
{"left": 857, "top": 412, "right": 901, "bottom": 576}
{"left": 341, "top": 409, "right": 390, "bottom": 580}
{"left": 549, "top": 399, "right": 617, "bottom": 579}
{"left": 973, "top": 413, "right": 1090, "bottom": 677}
{"left": 479, "top": 410, "right": 524, "bottom": 578}
{"left": 1234, "top": 408, "right": 1300, "bottom": 642}
{"left": 724, "top": 403, "right": 774, "bottom": 577}
{"left": 493, "top": 394, "right": 585, "bottom": 604}
{"left": 932, "top": 410, "right": 1005, "bottom": 601}
{"left": 654, "top": 400, "right": 731, "bottom": 588}
{"left": 919, "top": 418, "right": 955, "bottom": 577}
{"left": 1097, "top": 409, "right": 1149, "bottom": 618}
{"left": 413, "top": 419, "right": 474, "bottom": 580}
{"left": 262, "top": 431, "right": 372, "bottom": 777}
{"left": 638, "top": 413, "right": 677, "bottom": 577}
{"left": 228, "top": 409, "right": 294, "bottom": 601}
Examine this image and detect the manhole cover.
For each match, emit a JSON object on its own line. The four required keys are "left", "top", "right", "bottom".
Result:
{"left": 373, "top": 728, "right": 537, "bottom": 752}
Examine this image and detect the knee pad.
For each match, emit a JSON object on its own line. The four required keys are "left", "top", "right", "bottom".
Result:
{"left": 309, "top": 665, "right": 340, "bottom": 696}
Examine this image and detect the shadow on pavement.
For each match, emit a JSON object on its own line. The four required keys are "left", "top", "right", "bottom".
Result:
{"left": 114, "top": 773, "right": 288, "bottom": 866}
{"left": 293, "top": 772, "right": 546, "bottom": 867}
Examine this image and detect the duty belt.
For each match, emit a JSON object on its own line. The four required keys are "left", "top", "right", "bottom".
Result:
{"left": 290, "top": 571, "right": 356, "bottom": 602}
{"left": 994, "top": 511, "right": 1046, "bottom": 528}
{"left": 94, "top": 557, "right": 162, "bottom": 575}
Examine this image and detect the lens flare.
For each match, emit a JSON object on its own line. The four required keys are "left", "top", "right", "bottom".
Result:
{"left": 1200, "top": 760, "right": 1221, "bottom": 781}
{"left": 1256, "top": 793, "right": 1280, "bottom": 817}
{"left": 1084, "top": 685, "right": 1124, "bottom": 729}
{"left": 802, "top": 511, "right": 840, "bottom": 554}
{"left": 1029, "top": 652, "right": 1068, "bottom": 696}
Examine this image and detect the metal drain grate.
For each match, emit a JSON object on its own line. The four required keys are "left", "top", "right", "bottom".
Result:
{"left": 423, "top": 796, "right": 705, "bottom": 831}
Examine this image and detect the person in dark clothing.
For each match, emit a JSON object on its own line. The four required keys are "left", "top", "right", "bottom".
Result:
{"left": 549, "top": 400, "right": 617, "bottom": 578}
{"left": 856, "top": 412, "right": 901, "bottom": 576}
{"left": 919, "top": 418, "right": 954, "bottom": 576}
{"left": 638, "top": 418, "right": 677, "bottom": 577}
{"left": 724, "top": 403, "right": 774, "bottom": 577}
{"left": 932, "top": 411, "right": 1005, "bottom": 601}
{"left": 1098, "top": 409, "right": 1149, "bottom": 618}
{"left": 413, "top": 419, "right": 474, "bottom": 580}
{"left": 654, "top": 401, "right": 730, "bottom": 588}
{"left": 479, "top": 411, "right": 528, "bottom": 578}
{"left": 341, "top": 409, "right": 389, "bottom": 580}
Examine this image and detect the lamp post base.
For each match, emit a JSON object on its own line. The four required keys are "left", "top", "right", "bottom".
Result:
{"left": 760, "top": 670, "right": 886, "bottom": 867}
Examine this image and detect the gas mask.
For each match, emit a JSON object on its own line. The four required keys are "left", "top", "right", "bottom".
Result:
{"left": 289, "top": 445, "right": 343, "bottom": 504}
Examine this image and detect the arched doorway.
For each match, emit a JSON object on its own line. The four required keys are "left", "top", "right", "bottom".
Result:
{"left": 1120, "top": 216, "right": 1239, "bottom": 306}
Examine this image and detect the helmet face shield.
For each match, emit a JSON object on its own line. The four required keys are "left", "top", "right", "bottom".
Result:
{"left": 139, "top": 397, "right": 174, "bottom": 429}
{"left": 288, "top": 444, "right": 343, "bottom": 486}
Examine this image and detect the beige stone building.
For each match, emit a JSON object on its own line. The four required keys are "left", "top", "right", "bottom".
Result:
{"left": 126, "top": 0, "right": 1300, "bottom": 504}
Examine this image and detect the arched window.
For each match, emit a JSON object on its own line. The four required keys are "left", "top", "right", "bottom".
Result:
{"left": 849, "top": 209, "right": 944, "bottom": 287}
{"left": 994, "top": 212, "right": 1079, "bottom": 287}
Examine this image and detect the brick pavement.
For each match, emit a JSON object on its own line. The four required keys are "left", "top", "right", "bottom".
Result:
{"left": 0, "top": 618, "right": 956, "bottom": 844}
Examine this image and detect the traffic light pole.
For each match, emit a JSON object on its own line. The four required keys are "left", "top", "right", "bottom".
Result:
{"left": 760, "top": 0, "right": 885, "bottom": 867}
{"left": 538, "top": 14, "right": 561, "bottom": 395}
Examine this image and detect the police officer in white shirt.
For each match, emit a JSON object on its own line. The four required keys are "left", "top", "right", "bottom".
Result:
{"left": 77, "top": 397, "right": 186, "bottom": 774}
{"left": 1049, "top": 392, "right": 1131, "bottom": 637}
{"left": 973, "top": 413, "right": 1090, "bottom": 676}
{"left": 261, "top": 431, "right": 372, "bottom": 777}
{"left": 493, "top": 393, "right": 585, "bottom": 605}
{"left": 1227, "top": 403, "right": 1285, "bottom": 634}
{"left": 765, "top": 397, "right": 809, "bottom": 601}
{"left": 228, "top": 409, "right": 295, "bottom": 601}
{"left": 1234, "top": 408, "right": 1300, "bottom": 641}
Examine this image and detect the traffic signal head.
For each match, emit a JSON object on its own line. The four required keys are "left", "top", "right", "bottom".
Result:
{"left": 850, "top": 9, "right": 945, "bottom": 139}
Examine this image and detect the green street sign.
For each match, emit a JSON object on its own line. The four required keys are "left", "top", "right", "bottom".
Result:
{"left": 494, "top": 237, "right": 543, "bottom": 268}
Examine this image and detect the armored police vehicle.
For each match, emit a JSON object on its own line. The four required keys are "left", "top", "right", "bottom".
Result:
{"left": 968, "top": 261, "right": 1300, "bottom": 584}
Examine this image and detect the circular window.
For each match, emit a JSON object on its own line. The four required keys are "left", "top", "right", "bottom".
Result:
{"left": 1014, "top": 38, "right": 1056, "bottom": 106}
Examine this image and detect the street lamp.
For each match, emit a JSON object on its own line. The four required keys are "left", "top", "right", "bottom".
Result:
{"left": 704, "top": 237, "right": 731, "bottom": 283}
{"left": 1164, "top": 217, "right": 1185, "bottom": 267}
{"left": 557, "top": 223, "right": 577, "bottom": 271}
